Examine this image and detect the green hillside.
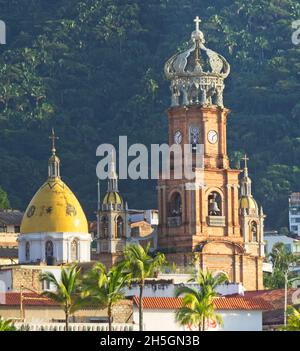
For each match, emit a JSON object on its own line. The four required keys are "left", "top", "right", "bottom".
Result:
{"left": 0, "top": 0, "right": 300, "bottom": 229}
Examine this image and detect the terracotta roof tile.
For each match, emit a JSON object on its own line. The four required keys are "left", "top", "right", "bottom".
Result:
{"left": 133, "top": 296, "right": 272, "bottom": 311}
{"left": 1, "top": 292, "right": 57, "bottom": 306}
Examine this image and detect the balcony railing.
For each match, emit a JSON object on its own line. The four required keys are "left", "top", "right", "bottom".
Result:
{"left": 15, "top": 322, "right": 134, "bottom": 332}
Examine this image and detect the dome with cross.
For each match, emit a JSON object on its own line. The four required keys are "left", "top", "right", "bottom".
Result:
{"left": 20, "top": 130, "right": 88, "bottom": 234}
{"left": 164, "top": 16, "right": 230, "bottom": 107}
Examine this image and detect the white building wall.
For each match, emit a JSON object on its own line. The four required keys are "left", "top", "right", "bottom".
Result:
{"left": 0, "top": 270, "right": 12, "bottom": 292}
{"left": 264, "top": 234, "right": 299, "bottom": 256}
{"left": 133, "top": 308, "right": 262, "bottom": 331}
{"left": 18, "top": 232, "right": 91, "bottom": 264}
{"left": 126, "top": 280, "right": 244, "bottom": 298}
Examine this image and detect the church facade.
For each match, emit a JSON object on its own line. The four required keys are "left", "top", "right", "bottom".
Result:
{"left": 156, "top": 18, "right": 265, "bottom": 290}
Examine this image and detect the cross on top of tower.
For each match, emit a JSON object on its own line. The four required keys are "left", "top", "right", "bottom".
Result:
{"left": 194, "top": 16, "right": 201, "bottom": 32}
{"left": 242, "top": 154, "right": 249, "bottom": 169}
{"left": 49, "top": 128, "right": 59, "bottom": 155}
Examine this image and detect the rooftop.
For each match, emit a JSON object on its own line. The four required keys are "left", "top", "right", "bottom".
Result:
{"left": 0, "top": 210, "right": 23, "bottom": 226}
{"left": 133, "top": 296, "right": 272, "bottom": 311}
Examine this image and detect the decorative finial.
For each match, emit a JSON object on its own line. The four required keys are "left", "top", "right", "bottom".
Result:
{"left": 242, "top": 154, "right": 249, "bottom": 171}
{"left": 48, "top": 128, "right": 60, "bottom": 179}
{"left": 194, "top": 16, "right": 201, "bottom": 32}
{"left": 49, "top": 128, "right": 59, "bottom": 155}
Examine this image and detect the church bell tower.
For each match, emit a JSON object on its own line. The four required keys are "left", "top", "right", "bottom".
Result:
{"left": 157, "top": 17, "right": 264, "bottom": 290}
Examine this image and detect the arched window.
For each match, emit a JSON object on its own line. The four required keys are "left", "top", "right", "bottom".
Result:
{"left": 71, "top": 240, "right": 78, "bottom": 261}
{"left": 189, "top": 126, "right": 200, "bottom": 152}
{"left": 208, "top": 191, "right": 222, "bottom": 216}
{"left": 25, "top": 242, "right": 30, "bottom": 261}
{"left": 101, "top": 216, "right": 109, "bottom": 238}
{"left": 251, "top": 222, "right": 258, "bottom": 242}
{"left": 117, "top": 216, "right": 124, "bottom": 238}
{"left": 45, "top": 240, "right": 54, "bottom": 259}
{"left": 169, "top": 192, "right": 182, "bottom": 217}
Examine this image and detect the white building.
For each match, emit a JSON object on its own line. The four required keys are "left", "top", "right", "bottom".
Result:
{"left": 289, "top": 193, "right": 300, "bottom": 235}
{"left": 264, "top": 231, "right": 300, "bottom": 256}
{"left": 132, "top": 296, "right": 270, "bottom": 331}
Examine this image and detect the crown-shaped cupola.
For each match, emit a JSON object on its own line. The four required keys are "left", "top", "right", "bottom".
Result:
{"left": 164, "top": 16, "right": 230, "bottom": 108}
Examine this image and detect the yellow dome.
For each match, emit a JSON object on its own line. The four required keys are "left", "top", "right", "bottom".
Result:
{"left": 239, "top": 196, "right": 258, "bottom": 211}
{"left": 103, "top": 191, "right": 123, "bottom": 205}
{"left": 21, "top": 177, "right": 88, "bottom": 234}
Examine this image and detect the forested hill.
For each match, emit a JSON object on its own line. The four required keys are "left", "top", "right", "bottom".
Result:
{"left": 0, "top": 0, "right": 300, "bottom": 229}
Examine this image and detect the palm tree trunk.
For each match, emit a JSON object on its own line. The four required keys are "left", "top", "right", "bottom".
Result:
{"left": 202, "top": 316, "right": 205, "bottom": 331}
{"left": 108, "top": 303, "right": 112, "bottom": 332}
{"left": 139, "top": 282, "right": 144, "bottom": 331}
{"left": 65, "top": 309, "right": 69, "bottom": 331}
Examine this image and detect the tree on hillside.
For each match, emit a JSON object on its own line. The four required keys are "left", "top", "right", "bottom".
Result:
{"left": 0, "top": 187, "right": 10, "bottom": 209}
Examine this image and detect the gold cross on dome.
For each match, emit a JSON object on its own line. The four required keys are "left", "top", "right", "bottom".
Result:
{"left": 242, "top": 154, "right": 249, "bottom": 168}
{"left": 194, "top": 16, "right": 201, "bottom": 32}
{"left": 49, "top": 128, "right": 59, "bottom": 154}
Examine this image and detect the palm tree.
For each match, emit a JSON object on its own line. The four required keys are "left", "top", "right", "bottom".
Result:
{"left": 175, "top": 270, "right": 228, "bottom": 331}
{"left": 81, "top": 262, "right": 130, "bottom": 331}
{"left": 122, "top": 243, "right": 166, "bottom": 331}
{"left": 0, "top": 317, "right": 16, "bottom": 331}
{"left": 40, "top": 265, "right": 83, "bottom": 331}
{"left": 281, "top": 306, "right": 300, "bottom": 331}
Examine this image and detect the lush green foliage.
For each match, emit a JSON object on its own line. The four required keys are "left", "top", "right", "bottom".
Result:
{"left": 0, "top": 0, "right": 300, "bottom": 228}
{"left": 281, "top": 306, "right": 300, "bottom": 331}
{"left": 81, "top": 262, "right": 130, "bottom": 331}
{"left": 175, "top": 270, "right": 228, "bottom": 331}
{"left": 264, "top": 242, "right": 300, "bottom": 288}
{"left": 0, "top": 317, "right": 16, "bottom": 331}
{"left": 122, "top": 243, "right": 166, "bottom": 330}
{"left": 0, "top": 186, "right": 10, "bottom": 209}
{"left": 40, "top": 265, "right": 83, "bottom": 330}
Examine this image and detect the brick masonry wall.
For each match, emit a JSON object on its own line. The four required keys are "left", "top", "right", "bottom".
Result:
{"left": 11, "top": 268, "right": 43, "bottom": 292}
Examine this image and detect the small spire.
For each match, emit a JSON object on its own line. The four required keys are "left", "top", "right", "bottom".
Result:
{"left": 107, "top": 150, "right": 118, "bottom": 192}
{"left": 240, "top": 154, "right": 251, "bottom": 197}
{"left": 48, "top": 128, "right": 60, "bottom": 179}
{"left": 49, "top": 128, "right": 59, "bottom": 156}
{"left": 242, "top": 154, "right": 249, "bottom": 177}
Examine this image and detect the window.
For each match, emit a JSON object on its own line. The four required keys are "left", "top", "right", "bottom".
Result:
{"left": 25, "top": 242, "right": 30, "bottom": 261}
{"left": 189, "top": 126, "right": 200, "bottom": 152}
{"left": 169, "top": 192, "right": 182, "bottom": 217}
{"left": 116, "top": 216, "right": 124, "bottom": 238}
{"left": 251, "top": 222, "right": 258, "bottom": 242}
{"left": 0, "top": 223, "right": 7, "bottom": 232}
{"left": 14, "top": 226, "right": 20, "bottom": 233}
{"left": 45, "top": 241, "right": 54, "bottom": 258}
{"left": 208, "top": 192, "right": 222, "bottom": 216}
{"left": 71, "top": 240, "right": 78, "bottom": 261}
{"left": 43, "top": 280, "right": 51, "bottom": 290}
{"left": 101, "top": 216, "right": 109, "bottom": 238}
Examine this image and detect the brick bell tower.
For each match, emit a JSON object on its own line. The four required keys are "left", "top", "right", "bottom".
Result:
{"left": 157, "top": 17, "right": 264, "bottom": 290}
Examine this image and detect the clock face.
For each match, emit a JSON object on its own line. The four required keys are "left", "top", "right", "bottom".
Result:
{"left": 174, "top": 130, "right": 182, "bottom": 144}
{"left": 207, "top": 130, "right": 218, "bottom": 144}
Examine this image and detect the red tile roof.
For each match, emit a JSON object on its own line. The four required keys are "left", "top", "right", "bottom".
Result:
{"left": 0, "top": 292, "right": 132, "bottom": 308}
{"left": 243, "top": 288, "right": 297, "bottom": 309}
{"left": 133, "top": 296, "right": 272, "bottom": 311}
{"left": 1, "top": 292, "right": 58, "bottom": 306}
